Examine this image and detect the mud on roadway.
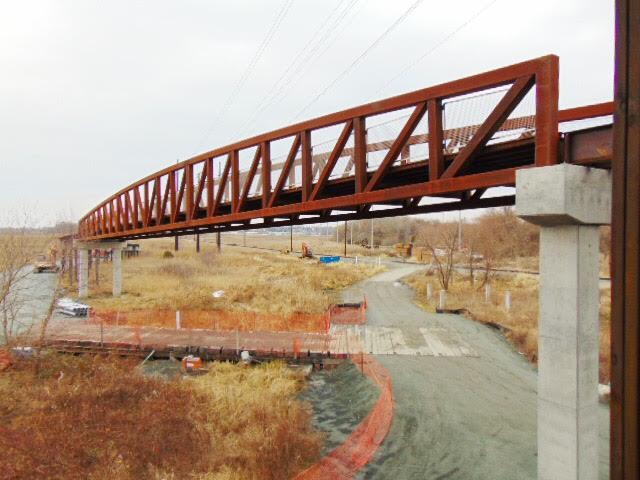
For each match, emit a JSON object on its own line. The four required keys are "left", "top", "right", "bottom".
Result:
{"left": 337, "top": 263, "right": 610, "bottom": 480}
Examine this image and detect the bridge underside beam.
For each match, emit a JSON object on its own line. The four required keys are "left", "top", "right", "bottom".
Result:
{"left": 111, "top": 194, "right": 515, "bottom": 240}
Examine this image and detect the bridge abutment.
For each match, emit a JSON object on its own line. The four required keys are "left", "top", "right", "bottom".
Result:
{"left": 516, "top": 164, "right": 611, "bottom": 480}
{"left": 75, "top": 241, "right": 125, "bottom": 298}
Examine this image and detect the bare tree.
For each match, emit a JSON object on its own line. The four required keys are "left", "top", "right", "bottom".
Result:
{"left": 1, "top": 212, "right": 57, "bottom": 346}
{"left": 419, "top": 223, "right": 458, "bottom": 291}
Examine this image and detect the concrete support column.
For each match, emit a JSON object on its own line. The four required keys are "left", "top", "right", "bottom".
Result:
{"left": 78, "top": 249, "right": 89, "bottom": 298}
{"left": 516, "top": 164, "right": 611, "bottom": 480}
{"left": 76, "top": 240, "right": 124, "bottom": 298}
{"left": 112, "top": 247, "right": 122, "bottom": 297}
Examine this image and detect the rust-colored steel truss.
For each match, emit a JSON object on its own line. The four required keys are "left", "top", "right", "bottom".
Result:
{"left": 78, "top": 56, "right": 612, "bottom": 241}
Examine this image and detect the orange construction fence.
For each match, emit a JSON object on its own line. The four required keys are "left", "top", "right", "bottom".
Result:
{"left": 294, "top": 354, "right": 393, "bottom": 479}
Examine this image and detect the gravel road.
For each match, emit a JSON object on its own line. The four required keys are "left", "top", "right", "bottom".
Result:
{"left": 340, "top": 264, "right": 610, "bottom": 480}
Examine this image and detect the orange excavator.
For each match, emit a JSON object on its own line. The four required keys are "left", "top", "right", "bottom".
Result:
{"left": 301, "top": 242, "right": 314, "bottom": 259}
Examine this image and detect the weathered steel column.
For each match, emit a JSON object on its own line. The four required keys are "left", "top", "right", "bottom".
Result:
{"left": 611, "top": 0, "right": 639, "bottom": 477}
{"left": 517, "top": 163, "right": 611, "bottom": 480}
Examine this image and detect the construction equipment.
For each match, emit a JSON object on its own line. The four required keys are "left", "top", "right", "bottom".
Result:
{"left": 301, "top": 242, "right": 314, "bottom": 259}
{"left": 33, "top": 244, "right": 59, "bottom": 273}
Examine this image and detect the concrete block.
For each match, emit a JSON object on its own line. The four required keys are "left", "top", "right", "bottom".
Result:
{"left": 516, "top": 163, "right": 611, "bottom": 226}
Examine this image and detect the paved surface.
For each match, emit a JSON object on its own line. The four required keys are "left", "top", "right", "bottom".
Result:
{"left": 1, "top": 269, "right": 58, "bottom": 343}
{"left": 339, "top": 264, "right": 611, "bottom": 480}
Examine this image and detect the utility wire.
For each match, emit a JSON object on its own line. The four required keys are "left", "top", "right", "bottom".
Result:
{"left": 192, "top": 0, "right": 294, "bottom": 154}
{"left": 293, "top": 0, "right": 426, "bottom": 121}
{"left": 375, "top": 0, "right": 501, "bottom": 96}
{"left": 238, "top": 0, "right": 361, "bottom": 137}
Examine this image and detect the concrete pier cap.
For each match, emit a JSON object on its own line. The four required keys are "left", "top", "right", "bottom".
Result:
{"left": 516, "top": 163, "right": 611, "bottom": 480}
{"left": 516, "top": 163, "right": 611, "bottom": 226}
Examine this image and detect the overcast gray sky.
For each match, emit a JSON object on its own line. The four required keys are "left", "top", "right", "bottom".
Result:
{"left": 0, "top": 0, "right": 614, "bottom": 226}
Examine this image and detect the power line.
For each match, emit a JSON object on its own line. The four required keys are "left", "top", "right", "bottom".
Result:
{"left": 375, "top": 0, "right": 501, "bottom": 96}
{"left": 238, "top": 0, "right": 361, "bottom": 137}
{"left": 192, "top": 0, "right": 294, "bottom": 154}
{"left": 293, "top": 0, "right": 426, "bottom": 121}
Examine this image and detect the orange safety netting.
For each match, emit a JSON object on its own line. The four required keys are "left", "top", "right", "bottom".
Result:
{"left": 90, "top": 309, "right": 331, "bottom": 333}
{"left": 295, "top": 354, "right": 394, "bottom": 479}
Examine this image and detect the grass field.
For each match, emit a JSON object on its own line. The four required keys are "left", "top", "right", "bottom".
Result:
{"left": 70, "top": 239, "right": 382, "bottom": 330}
{"left": 404, "top": 271, "right": 612, "bottom": 384}
{"left": 220, "top": 232, "right": 391, "bottom": 258}
{"left": 0, "top": 353, "right": 322, "bottom": 480}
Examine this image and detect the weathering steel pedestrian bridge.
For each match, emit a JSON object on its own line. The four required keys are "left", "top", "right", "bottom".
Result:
{"left": 76, "top": 55, "right": 612, "bottom": 242}
{"left": 75, "top": 55, "right": 614, "bottom": 480}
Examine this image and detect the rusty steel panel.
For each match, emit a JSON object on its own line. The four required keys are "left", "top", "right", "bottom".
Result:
{"left": 565, "top": 126, "right": 613, "bottom": 166}
{"left": 611, "top": 0, "right": 640, "bottom": 478}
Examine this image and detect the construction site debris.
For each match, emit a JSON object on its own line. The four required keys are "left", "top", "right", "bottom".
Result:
{"left": 320, "top": 256, "right": 340, "bottom": 264}
{"left": 301, "top": 242, "right": 314, "bottom": 258}
{"left": 181, "top": 355, "right": 203, "bottom": 372}
{"left": 56, "top": 298, "right": 90, "bottom": 317}
{"left": 33, "top": 244, "right": 59, "bottom": 273}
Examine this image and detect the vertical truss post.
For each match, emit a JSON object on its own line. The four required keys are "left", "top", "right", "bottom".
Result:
{"left": 143, "top": 182, "right": 149, "bottom": 227}
{"left": 262, "top": 141, "right": 271, "bottom": 209}
{"left": 428, "top": 99, "right": 444, "bottom": 180}
{"left": 186, "top": 164, "right": 194, "bottom": 221}
{"left": 231, "top": 150, "right": 239, "bottom": 213}
{"left": 534, "top": 56, "right": 559, "bottom": 166}
{"left": 206, "top": 157, "right": 214, "bottom": 217}
{"left": 301, "top": 130, "right": 312, "bottom": 202}
{"left": 354, "top": 117, "right": 367, "bottom": 193}
{"left": 155, "top": 177, "right": 161, "bottom": 226}
{"left": 169, "top": 170, "right": 177, "bottom": 222}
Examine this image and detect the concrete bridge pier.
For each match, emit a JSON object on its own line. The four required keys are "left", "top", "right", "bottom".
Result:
{"left": 75, "top": 241, "right": 124, "bottom": 298}
{"left": 516, "top": 164, "right": 611, "bottom": 480}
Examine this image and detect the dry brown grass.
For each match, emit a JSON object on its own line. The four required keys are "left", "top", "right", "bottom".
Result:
{"left": 221, "top": 233, "right": 390, "bottom": 258}
{"left": 72, "top": 239, "right": 382, "bottom": 318}
{"left": 404, "top": 271, "right": 612, "bottom": 384}
{"left": 188, "top": 361, "right": 323, "bottom": 480}
{"left": 0, "top": 353, "right": 322, "bottom": 480}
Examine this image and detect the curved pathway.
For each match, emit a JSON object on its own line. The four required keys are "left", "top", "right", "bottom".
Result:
{"left": 339, "top": 263, "right": 610, "bottom": 480}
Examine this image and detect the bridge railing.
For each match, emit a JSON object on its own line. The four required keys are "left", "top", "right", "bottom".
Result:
{"left": 79, "top": 55, "right": 559, "bottom": 240}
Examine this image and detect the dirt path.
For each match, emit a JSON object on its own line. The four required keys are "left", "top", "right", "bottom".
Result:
{"left": 341, "top": 264, "right": 610, "bottom": 480}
